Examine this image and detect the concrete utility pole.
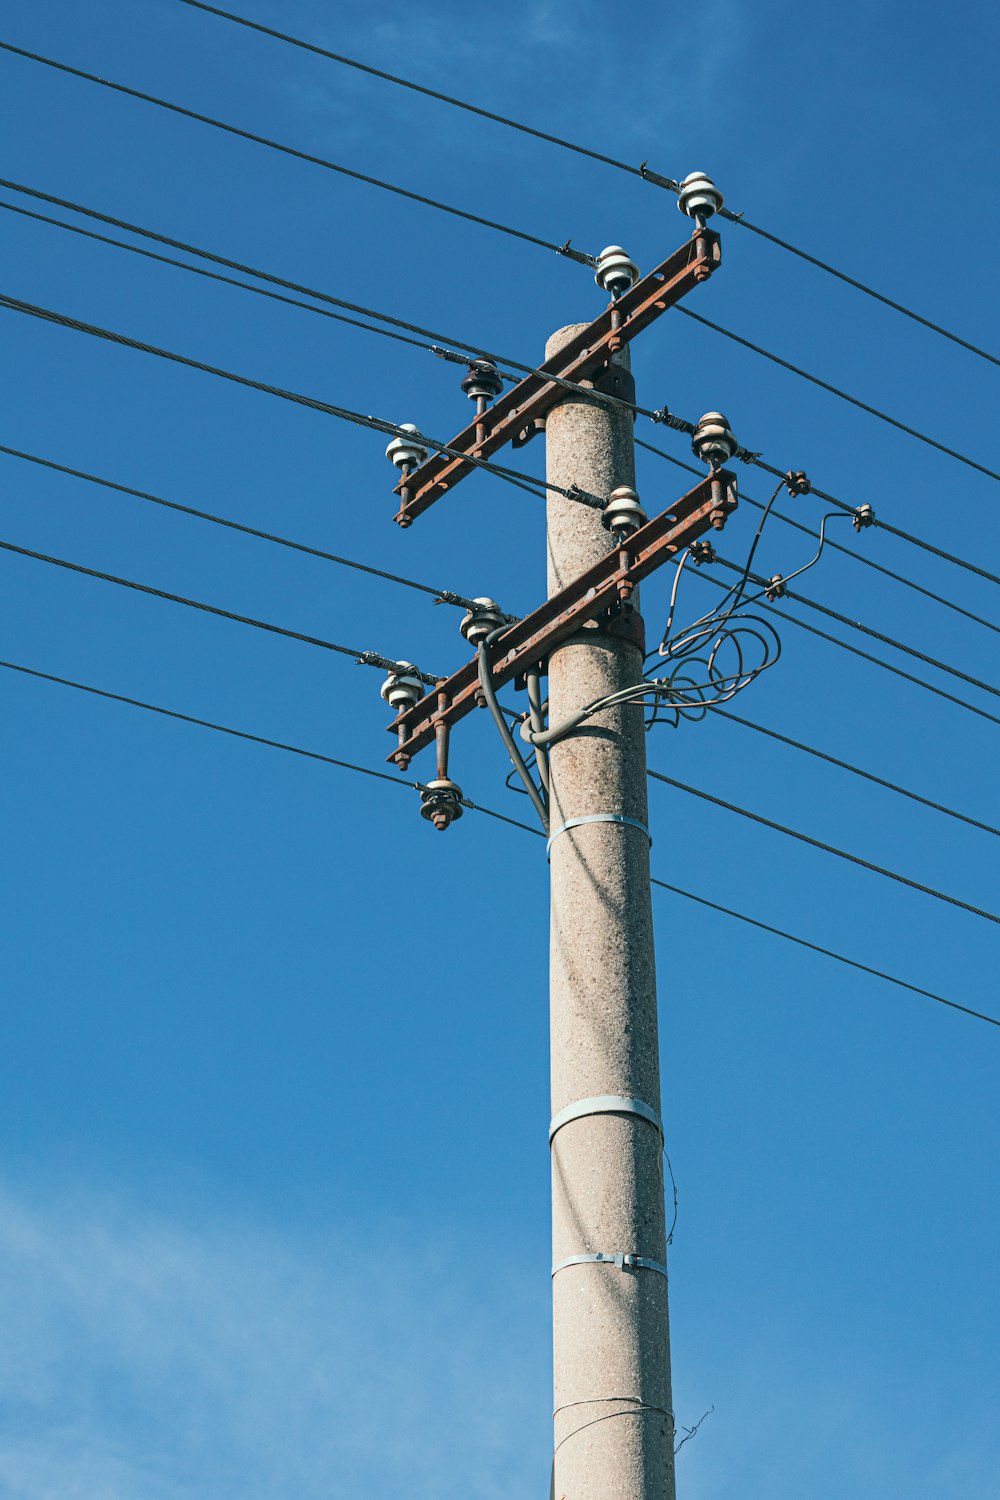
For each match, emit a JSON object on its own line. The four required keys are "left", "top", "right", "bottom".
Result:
{"left": 546, "top": 330, "right": 675, "bottom": 1500}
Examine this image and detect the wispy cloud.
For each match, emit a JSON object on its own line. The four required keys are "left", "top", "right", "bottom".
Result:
{"left": 0, "top": 1184, "right": 549, "bottom": 1500}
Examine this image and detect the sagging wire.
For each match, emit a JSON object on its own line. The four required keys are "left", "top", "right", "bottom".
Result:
{"left": 642, "top": 487, "right": 865, "bottom": 730}
{"left": 512, "top": 476, "right": 861, "bottom": 760}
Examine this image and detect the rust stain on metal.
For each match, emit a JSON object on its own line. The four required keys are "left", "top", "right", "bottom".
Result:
{"left": 392, "top": 230, "right": 722, "bottom": 526}
{"left": 387, "top": 470, "right": 737, "bottom": 764}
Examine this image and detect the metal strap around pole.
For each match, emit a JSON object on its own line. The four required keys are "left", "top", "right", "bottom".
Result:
{"left": 546, "top": 812, "right": 651, "bottom": 860}
{"left": 552, "top": 1252, "right": 670, "bottom": 1280}
{"left": 549, "top": 1094, "right": 664, "bottom": 1147}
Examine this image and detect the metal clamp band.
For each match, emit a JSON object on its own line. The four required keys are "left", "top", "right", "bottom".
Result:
{"left": 549, "top": 1094, "right": 664, "bottom": 1147}
{"left": 552, "top": 1252, "right": 669, "bottom": 1280}
{"left": 546, "top": 813, "right": 652, "bottom": 859}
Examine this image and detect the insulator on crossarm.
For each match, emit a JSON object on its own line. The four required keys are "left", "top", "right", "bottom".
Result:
{"left": 380, "top": 662, "right": 424, "bottom": 712}
{"left": 385, "top": 424, "right": 429, "bottom": 474}
{"left": 691, "top": 412, "right": 738, "bottom": 470}
{"left": 419, "top": 777, "right": 465, "bottom": 832}
{"left": 601, "top": 486, "right": 647, "bottom": 536}
{"left": 677, "top": 171, "right": 724, "bottom": 229}
{"left": 459, "top": 597, "right": 508, "bottom": 647}
{"left": 461, "top": 359, "right": 504, "bottom": 413}
{"left": 594, "top": 245, "right": 640, "bottom": 299}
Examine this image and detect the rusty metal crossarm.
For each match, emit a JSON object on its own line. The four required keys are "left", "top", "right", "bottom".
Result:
{"left": 387, "top": 469, "right": 737, "bottom": 766}
{"left": 392, "top": 229, "right": 722, "bottom": 527}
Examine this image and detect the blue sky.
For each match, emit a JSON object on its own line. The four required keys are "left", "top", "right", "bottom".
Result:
{"left": 0, "top": 0, "right": 997, "bottom": 1496}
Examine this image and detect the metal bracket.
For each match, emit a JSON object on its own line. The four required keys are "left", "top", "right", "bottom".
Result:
{"left": 392, "top": 229, "right": 721, "bottom": 524}
{"left": 546, "top": 814, "right": 651, "bottom": 859}
{"left": 552, "top": 1252, "right": 669, "bottom": 1280}
{"left": 386, "top": 470, "right": 737, "bottom": 766}
{"left": 549, "top": 1094, "right": 664, "bottom": 1146}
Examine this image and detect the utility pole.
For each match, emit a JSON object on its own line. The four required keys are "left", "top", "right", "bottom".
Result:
{"left": 380, "top": 173, "right": 734, "bottom": 1498}
{"left": 545, "top": 334, "right": 675, "bottom": 1500}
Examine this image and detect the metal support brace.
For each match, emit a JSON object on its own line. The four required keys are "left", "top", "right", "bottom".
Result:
{"left": 549, "top": 1094, "right": 664, "bottom": 1147}
{"left": 546, "top": 813, "right": 651, "bottom": 860}
{"left": 552, "top": 1252, "right": 670, "bottom": 1280}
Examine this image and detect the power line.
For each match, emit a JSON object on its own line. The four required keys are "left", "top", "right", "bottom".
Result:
{"left": 648, "top": 770, "right": 1000, "bottom": 927}
{"left": 0, "top": 443, "right": 483, "bottom": 608}
{"left": 5, "top": 285, "right": 995, "bottom": 729}
{"left": 647, "top": 877, "right": 998, "bottom": 1028}
{"left": 0, "top": 41, "right": 594, "bottom": 266}
{"left": 0, "top": 533, "right": 441, "bottom": 681}
{"left": 749, "top": 451, "right": 1000, "bottom": 591}
{"left": 712, "top": 556, "right": 1000, "bottom": 704}
{"left": 0, "top": 290, "right": 602, "bottom": 510}
{"left": 7, "top": 174, "right": 996, "bottom": 606}
{"left": 173, "top": 0, "right": 663, "bottom": 185}
{"left": 683, "top": 559, "right": 1000, "bottom": 730}
{"left": 4, "top": 650, "right": 995, "bottom": 1027}
{"left": 637, "top": 438, "right": 1000, "bottom": 618}
{"left": 712, "top": 708, "right": 1000, "bottom": 840}
{"left": 0, "top": 195, "right": 475, "bottom": 366}
{"left": 6, "top": 441, "right": 991, "bottom": 843}
{"left": 0, "top": 177, "right": 650, "bottom": 424}
{"left": 172, "top": 0, "right": 999, "bottom": 370}
{"left": 674, "top": 306, "right": 1000, "bottom": 485}
{"left": 0, "top": 176, "right": 521, "bottom": 369}
{"left": 720, "top": 213, "right": 1000, "bottom": 370}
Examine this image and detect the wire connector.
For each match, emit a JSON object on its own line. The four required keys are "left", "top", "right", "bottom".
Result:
{"left": 853, "top": 502, "right": 876, "bottom": 531}
{"left": 688, "top": 539, "right": 717, "bottom": 566}
{"left": 785, "top": 470, "right": 811, "bottom": 496}
{"left": 764, "top": 574, "right": 787, "bottom": 602}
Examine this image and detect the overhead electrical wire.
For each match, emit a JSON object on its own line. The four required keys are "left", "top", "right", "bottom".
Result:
{"left": 4, "top": 174, "right": 996, "bottom": 603}
{"left": 8, "top": 439, "right": 994, "bottom": 845}
{"left": 711, "top": 708, "right": 1000, "bottom": 841}
{"left": 673, "top": 306, "right": 1000, "bottom": 485}
{"left": 0, "top": 290, "right": 605, "bottom": 510}
{"left": 172, "top": 0, "right": 1000, "bottom": 369}
{"left": 0, "top": 533, "right": 441, "bottom": 681}
{"left": 3, "top": 650, "right": 996, "bottom": 1028}
{"left": 4, "top": 290, "right": 996, "bottom": 731}
{"left": 685, "top": 559, "right": 1000, "bottom": 730}
{"left": 647, "top": 771, "right": 1000, "bottom": 927}
{"left": 12, "top": 188, "right": 996, "bottom": 502}
{"left": 710, "top": 556, "right": 1000, "bottom": 703}
{"left": 636, "top": 439, "right": 1000, "bottom": 640}
{"left": 0, "top": 41, "right": 594, "bottom": 266}
{"left": 0, "top": 194, "right": 477, "bottom": 367}
{"left": 0, "top": 443, "right": 489, "bottom": 610}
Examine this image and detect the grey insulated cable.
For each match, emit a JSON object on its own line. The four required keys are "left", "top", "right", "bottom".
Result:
{"left": 3, "top": 653, "right": 995, "bottom": 1027}
{"left": 478, "top": 626, "right": 549, "bottom": 832}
